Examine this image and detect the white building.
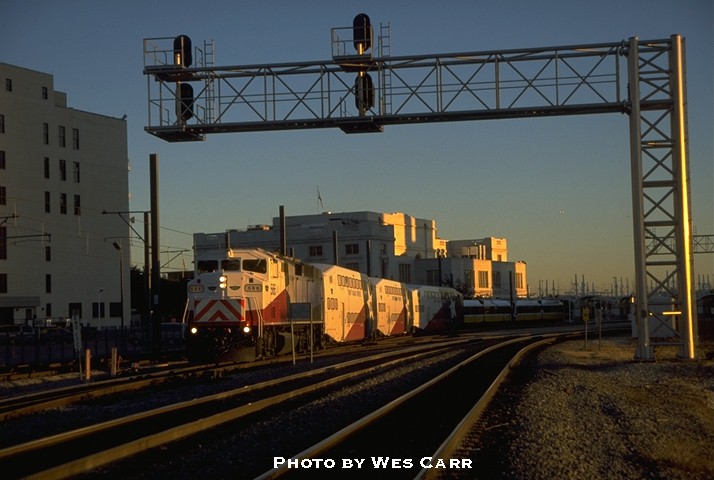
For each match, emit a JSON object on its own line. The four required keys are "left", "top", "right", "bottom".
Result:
{"left": 0, "top": 63, "right": 130, "bottom": 328}
{"left": 194, "top": 210, "right": 528, "bottom": 298}
{"left": 448, "top": 237, "right": 509, "bottom": 261}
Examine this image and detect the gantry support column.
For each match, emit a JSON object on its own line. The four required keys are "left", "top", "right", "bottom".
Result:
{"left": 627, "top": 35, "right": 697, "bottom": 360}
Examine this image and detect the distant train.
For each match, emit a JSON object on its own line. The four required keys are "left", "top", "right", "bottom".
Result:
{"left": 184, "top": 248, "right": 461, "bottom": 360}
{"left": 462, "top": 298, "right": 567, "bottom": 324}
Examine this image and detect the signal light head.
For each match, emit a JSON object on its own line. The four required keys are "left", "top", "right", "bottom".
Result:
{"left": 353, "top": 13, "right": 371, "bottom": 54}
{"left": 173, "top": 35, "right": 193, "bottom": 68}
{"left": 176, "top": 83, "right": 194, "bottom": 122}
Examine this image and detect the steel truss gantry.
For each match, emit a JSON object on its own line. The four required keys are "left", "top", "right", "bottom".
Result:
{"left": 144, "top": 33, "right": 697, "bottom": 359}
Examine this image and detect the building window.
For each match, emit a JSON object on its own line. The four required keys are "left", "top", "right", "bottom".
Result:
{"left": 72, "top": 128, "right": 79, "bottom": 149}
{"left": 69, "top": 303, "right": 82, "bottom": 318}
{"left": 309, "top": 245, "right": 323, "bottom": 257}
{"left": 43, "top": 123, "right": 49, "bottom": 144}
{"left": 109, "top": 302, "right": 123, "bottom": 318}
{"left": 45, "top": 246, "right": 51, "bottom": 261}
{"left": 399, "top": 264, "right": 411, "bottom": 283}
{"left": 58, "top": 126, "right": 66, "bottom": 147}
{"left": 0, "top": 115, "right": 5, "bottom": 134}
{"left": 45, "top": 274, "right": 52, "bottom": 293}
{"left": 492, "top": 271, "right": 501, "bottom": 290}
{"left": 44, "top": 157, "right": 50, "bottom": 178}
{"left": 59, "top": 159, "right": 66, "bottom": 181}
{"left": 0, "top": 274, "right": 7, "bottom": 294}
{"left": 478, "top": 271, "right": 489, "bottom": 288}
{"left": 516, "top": 272, "right": 524, "bottom": 289}
{"left": 73, "top": 195, "right": 81, "bottom": 215}
{"left": 44, "top": 191, "right": 51, "bottom": 213}
{"left": 92, "top": 302, "right": 105, "bottom": 318}
{"left": 426, "top": 270, "right": 440, "bottom": 286}
{"left": 345, "top": 243, "right": 359, "bottom": 255}
{"left": 5, "top": 78, "right": 11, "bottom": 92}
{"left": 0, "top": 150, "right": 4, "bottom": 169}
{"left": 45, "top": 303, "right": 52, "bottom": 317}
{"left": 0, "top": 226, "right": 6, "bottom": 260}
{"left": 60, "top": 193, "right": 67, "bottom": 214}
{"left": 42, "top": 86, "right": 48, "bottom": 100}
{"left": 73, "top": 161, "right": 80, "bottom": 182}
{"left": 0, "top": 186, "right": 5, "bottom": 205}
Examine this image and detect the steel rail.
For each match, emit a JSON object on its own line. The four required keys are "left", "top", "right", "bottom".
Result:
{"left": 413, "top": 336, "right": 561, "bottom": 479}
{"left": 0, "top": 339, "right": 473, "bottom": 479}
{"left": 0, "top": 334, "right": 469, "bottom": 420}
{"left": 252, "top": 334, "right": 563, "bottom": 479}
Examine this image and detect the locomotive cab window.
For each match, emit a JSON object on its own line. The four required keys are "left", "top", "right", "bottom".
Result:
{"left": 197, "top": 260, "right": 218, "bottom": 274}
{"left": 243, "top": 258, "right": 267, "bottom": 274}
{"left": 221, "top": 259, "right": 241, "bottom": 271}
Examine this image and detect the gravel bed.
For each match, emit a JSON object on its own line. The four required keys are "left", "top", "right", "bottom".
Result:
{"left": 461, "top": 336, "right": 714, "bottom": 480}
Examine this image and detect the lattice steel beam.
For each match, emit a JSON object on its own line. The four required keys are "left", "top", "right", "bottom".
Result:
{"left": 628, "top": 36, "right": 696, "bottom": 360}
{"left": 143, "top": 38, "right": 629, "bottom": 140}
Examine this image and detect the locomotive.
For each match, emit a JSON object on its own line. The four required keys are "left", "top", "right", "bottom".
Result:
{"left": 184, "top": 248, "right": 462, "bottom": 361}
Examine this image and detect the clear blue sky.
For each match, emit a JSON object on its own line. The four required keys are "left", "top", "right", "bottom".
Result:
{"left": 2, "top": 0, "right": 712, "bottom": 294}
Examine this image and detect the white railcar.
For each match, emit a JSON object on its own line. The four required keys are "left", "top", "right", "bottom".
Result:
{"left": 370, "top": 278, "right": 411, "bottom": 336}
{"left": 408, "top": 285, "right": 462, "bottom": 331}
{"left": 314, "top": 264, "right": 374, "bottom": 343}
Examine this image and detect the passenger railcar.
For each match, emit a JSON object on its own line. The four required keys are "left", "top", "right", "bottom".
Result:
{"left": 315, "top": 263, "right": 374, "bottom": 343}
{"left": 371, "top": 277, "right": 411, "bottom": 336}
{"left": 462, "top": 298, "right": 566, "bottom": 324}
{"left": 516, "top": 298, "right": 565, "bottom": 321}
{"left": 409, "top": 285, "right": 462, "bottom": 331}
{"left": 463, "top": 298, "right": 512, "bottom": 323}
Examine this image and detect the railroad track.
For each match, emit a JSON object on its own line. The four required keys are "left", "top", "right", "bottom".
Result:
{"left": 0, "top": 361, "right": 222, "bottom": 421}
{"left": 252, "top": 335, "right": 563, "bottom": 480}
{"left": 0, "top": 336, "right": 478, "bottom": 479}
{"left": 0, "top": 333, "right": 448, "bottom": 422}
{"left": 1, "top": 327, "right": 602, "bottom": 479}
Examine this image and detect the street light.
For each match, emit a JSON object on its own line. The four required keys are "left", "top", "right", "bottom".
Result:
{"left": 112, "top": 242, "right": 125, "bottom": 330}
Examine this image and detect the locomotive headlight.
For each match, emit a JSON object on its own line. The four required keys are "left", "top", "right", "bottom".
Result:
{"left": 242, "top": 325, "right": 251, "bottom": 334}
{"left": 219, "top": 275, "right": 227, "bottom": 289}
{"left": 190, "top": 326, "right": 198, "bottom": 335}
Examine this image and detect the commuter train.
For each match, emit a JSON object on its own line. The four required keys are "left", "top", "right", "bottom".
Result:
{"left": 184, "top": 248, "right": 462, "bottom": 361}
{"left": 462, "top": 297, "right": 567, "bottom": 324}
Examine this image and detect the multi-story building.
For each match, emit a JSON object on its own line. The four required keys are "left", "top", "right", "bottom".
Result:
{"left": 194, "top": 210, "right": 528, "bottom": 298}
{"left": 0, "top": 63, "right": 130, "bottom": 328}
{"left": 448, "top": 237, "right": 508, "bottom": 261}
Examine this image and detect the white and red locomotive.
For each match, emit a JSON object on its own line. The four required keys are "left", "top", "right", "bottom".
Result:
{"left": 185, "top": 248, "right": 461, "bottom": 360}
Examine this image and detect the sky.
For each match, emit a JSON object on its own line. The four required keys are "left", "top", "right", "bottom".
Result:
{"left": 1, "top": 0, "right": 712, "bottom": 295}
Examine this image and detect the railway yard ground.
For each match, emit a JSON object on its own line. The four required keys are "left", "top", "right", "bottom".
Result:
{"left": 466, "top": 336, "right": 714, "bottom": 480}
{"left": 1, "top": 334, "right": 713, "bottom": 479}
